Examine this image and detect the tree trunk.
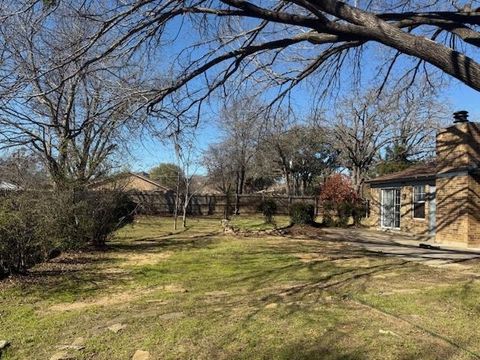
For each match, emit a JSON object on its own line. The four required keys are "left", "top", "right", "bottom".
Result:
{"left": 352, "top": 166, "right": 364, "bottom": 196}
{"left": 224, "top": 189, "right": 231, "bottom": 220}
{"left": 182, "top": 180, "right": 190, "bottom": 228}
{"left": 173, "top": 170, "right": 181, "bottom": 230}
{"left": 182, "top": 202, "right": 187, "bottom": 228}
{"left": 284, "top": 169, "right": 292, "bottom": 197}
{"left": 302, "top": 177, "right": 308, "bottom": 196}
{"left": 234, "top": 168, "right": 245, "bottom": 215}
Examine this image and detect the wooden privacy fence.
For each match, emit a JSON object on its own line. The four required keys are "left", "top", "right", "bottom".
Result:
{"left": 128, "top": 191, "right": 320, "bottom": 216}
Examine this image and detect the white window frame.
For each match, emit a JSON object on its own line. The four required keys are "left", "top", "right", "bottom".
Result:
{"left": 412, "top": 185, "right": 426, "bottom": 220}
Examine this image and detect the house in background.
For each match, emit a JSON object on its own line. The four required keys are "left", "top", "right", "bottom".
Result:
{"left": 92, "top": 172, "right": 172, "bottom": 192}
{"left": 366, "top": 111, "right": 480, "bottom": 248}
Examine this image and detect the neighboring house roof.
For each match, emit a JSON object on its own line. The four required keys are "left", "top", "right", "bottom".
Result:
{"left": 91, "top": 172, "right": 172, "bottom": 192}
{"left": 366, "top": 162, "right": 437, "bottom": 186}
{"left": 0, "top": 180, "right": 20, "bottom": 191}
{"left": 129, "top": 172, "right": 172, "bottom": 192}
{"left": 136, "top": 171, "right": 150, "bottom": 178}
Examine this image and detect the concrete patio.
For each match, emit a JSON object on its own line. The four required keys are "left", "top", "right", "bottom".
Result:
{"left": 317, "top": 227, "right": 480, "bottom": 267}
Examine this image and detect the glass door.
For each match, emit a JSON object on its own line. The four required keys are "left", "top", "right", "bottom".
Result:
{"left": 381, "top": 189, "right": 400, "bottom": 229}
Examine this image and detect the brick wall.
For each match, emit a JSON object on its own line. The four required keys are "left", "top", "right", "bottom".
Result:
{"left": 436, "top": 122, "right": 480, "bottom": 173}
{"left": 435, "top": 175, "right": 470, "bottom": 246}
{"left": 366, "top": 187, "right": 380, "bottom": 228}
{"left": 367, "top": 185, "right": 431, "bottom": 239}
{"left": 366, "top": 120, "right": 480, "bottom": 247}
{"left": 400, "top": 185, "right": 431, "bottom": 237}
{"left": 435, "top": 122, "right": 480, "bottom": 247}
{"left": 468, "top": 173, "right": 480, "bottom": 246}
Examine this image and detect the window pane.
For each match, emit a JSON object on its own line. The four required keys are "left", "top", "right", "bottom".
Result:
{"left": 413, "top": 185, "right": 426, "bottom": 219}
{"left": 414, "top": 186, "right": 425, "bottom": 202}
{"left": 414, "top": 202, "right": 425, "bottom": 219}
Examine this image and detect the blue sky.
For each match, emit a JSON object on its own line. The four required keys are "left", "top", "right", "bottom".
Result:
{"left": 447, "top": 83, "right": 480, "bottom": 119}
{"left": 129, "top": 117, "right": 220, "bottom": 173}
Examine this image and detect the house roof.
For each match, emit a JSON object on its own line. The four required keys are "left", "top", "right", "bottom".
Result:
{"left": 366, "top": 162, "right": 437, "bottom": 185}
{"left": 129, "top": 172, "right": 172, "bottom": 192}
{"left": 90, "top": 172, "right": 172, "bottom": 192}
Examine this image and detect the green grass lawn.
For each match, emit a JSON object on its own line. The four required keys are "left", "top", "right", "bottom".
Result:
{"left": 229, "top": 214, "right": 291, "bottom": 231}
{"left": 2, "top": 216, "right": 480, "bottom": 359}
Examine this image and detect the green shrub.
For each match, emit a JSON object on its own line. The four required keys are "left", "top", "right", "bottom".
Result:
{"left": 0, "top": 189, "right": 137, "bottom": 277}
{"left": 351, "top": 201, "right": 367, "bottom": 226}
{"left": 257, "top": 199, "right": 277, "bottom": 224}
{"left": 323, "top": 200, "right": 366, "bottom": 228}
{"left": 51, "top": 190, "right": 137, "bottom": 249}
{"left": 0, "top": 192, "right": 57, "bottom": 277}
{"left": 336, "top": 201, "right": 352, "bottom": 227}
{"left": 322, "top": 201, "right": 335, "bottom": 227}
{"left": 289, "top": 203, "right": 315, "bottom": 225}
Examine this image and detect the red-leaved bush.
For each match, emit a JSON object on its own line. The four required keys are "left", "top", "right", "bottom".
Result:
{"left": 320, "top": 174, "right": 364, "bottom": 227}
{"left": 320, "top": 174, "right": 358, "bottom": 204}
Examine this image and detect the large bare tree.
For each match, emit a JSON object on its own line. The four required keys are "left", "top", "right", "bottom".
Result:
{"left": 327, "top": 85, "right": 446, "bottom": 194}
{"left": 0, "top": 4, "right": 153, "bottom": 188}
{"left": 204, "top": 142, "right": 237, "bottom": 196}
{"left": 218, "top": 97, "right": 264, "bottom": 213}
{"left": 1, "top": 0, "right": 478, "bottom": 123}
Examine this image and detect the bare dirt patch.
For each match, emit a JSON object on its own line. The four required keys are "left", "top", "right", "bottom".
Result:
{"left": 119, "top": 251, "right": 173, "bottom": 266}
{"left": 204, "top": 290, "right": 229, "bottom": 297}
{"left": 295, "top": 253, "right": 330, "bottom": 263}
{"left": 48, "top": 283, "right": 186, "bottom": 312}
{"left": 48, "top": 291, "right": 138, "bottom": 312}
{"left": 163, "top": 284, "right": 187, "bottom": 293}
{"left": 281, "top": 224, "right": 326, "bottom": 238}
{"left": 380, "top": 288, "right": 423, "bottom": 296}
{"left": 372, "top": 271, "right": 401, "bottom": 279}
{"left": 332, "top": 257, "right": 377, "bottom": 268}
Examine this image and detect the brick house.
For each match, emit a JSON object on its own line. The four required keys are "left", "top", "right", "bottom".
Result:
{"left": 366, "top": 111, "right": 480, "bottom": 248}
{"left": 92, "top": 172, "right": 172, "bottom": 192}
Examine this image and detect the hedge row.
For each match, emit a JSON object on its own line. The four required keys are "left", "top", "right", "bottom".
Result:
{"left": 0, "top": 190, "right": 136, "bottom": 277}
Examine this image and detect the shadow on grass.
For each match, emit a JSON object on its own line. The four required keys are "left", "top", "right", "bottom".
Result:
{"left": 9, "top": 255, "right": 130, "bottom": 301}
{"left": 7, "top": 230, "right": 221, "bottom": 301}
{"left": 277, "top": 339, "right": 367, "bottom": 360}
{"left": 180, "top": 249, "right": 480, "bottom": 360}
{"left": 108, "top": 232, "right": 220, "bottom": 253}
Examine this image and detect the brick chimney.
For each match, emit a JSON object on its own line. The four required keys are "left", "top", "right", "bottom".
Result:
{"left": 437, "top": 111, "right": 480, "bottom": 174}
{"left": 435, "top": 111, "right": 480, "bottom": 247}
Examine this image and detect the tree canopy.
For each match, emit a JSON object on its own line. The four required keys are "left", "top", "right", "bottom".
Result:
{"left": 1, "top": 0, "right": 478, "bottom": 124}
{"left": 0, "top": 2, "right": 154, "bottom": 188}
{"left": 149, "top": 163, "right": 185, "bottom": 190}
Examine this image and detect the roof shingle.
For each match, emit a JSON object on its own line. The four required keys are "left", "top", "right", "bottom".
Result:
{"left": 367, "top": 162, "right": 437, "bottom": 185}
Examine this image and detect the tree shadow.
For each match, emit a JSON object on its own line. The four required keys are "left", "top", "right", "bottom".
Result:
{"left": 108, "top": 232, "right": 220, "bottom": 253}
